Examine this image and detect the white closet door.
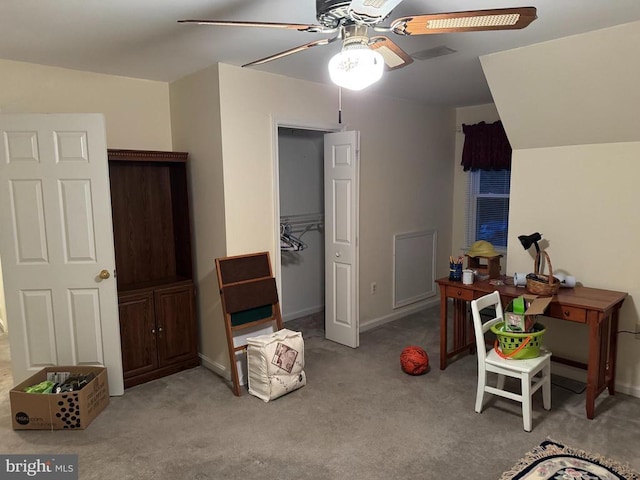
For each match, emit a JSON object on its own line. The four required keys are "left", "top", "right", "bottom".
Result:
{"left": 324, "top": 130, "right": 359, "bottom": 348}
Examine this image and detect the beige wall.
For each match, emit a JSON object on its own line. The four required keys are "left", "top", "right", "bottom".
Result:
{"left": 181, "top": 63, "right": 455, "bottom": 379}
{"left": 0, "top": 59, "right": 172, "bottom": 150}
{"left": 353, "top": 92, "right": 455, "bottom": 324}
{"left": 482, "top": 22, "right": 640, "bottom": 395}
{"left": 169, "top": 65, "right": 227, "bottom": 370}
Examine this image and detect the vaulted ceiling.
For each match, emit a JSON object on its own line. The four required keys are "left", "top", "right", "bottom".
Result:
{"left": 2, "top": 0, "right": 640, "bottom": 107}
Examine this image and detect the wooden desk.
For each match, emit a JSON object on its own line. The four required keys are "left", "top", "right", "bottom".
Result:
{"left": 436, "top": 276, "right": 627, "bottom": 419}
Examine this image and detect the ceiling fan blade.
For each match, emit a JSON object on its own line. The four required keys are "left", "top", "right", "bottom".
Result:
{"left": 178, "top": 19, "right": 334, "bottom": 34}
{"left": 390, "top": 7, "right": 537, "bottom": 35}
{"left": 243, "top": 36, "right": 339, "bottom": 67}
{"left": 369, "top": 36, "right": 413, "bottom": 71}
{"left": 347, "top": 0, "right": 405, "bottom": 24}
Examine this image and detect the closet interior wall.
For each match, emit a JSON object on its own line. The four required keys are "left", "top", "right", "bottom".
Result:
{"left": 278, "top": 128, "right": 325, "bottom": 322}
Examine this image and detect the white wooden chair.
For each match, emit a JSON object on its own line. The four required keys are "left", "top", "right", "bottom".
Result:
{"left": 470, "top": 290, "right": 552, "bottom": 432}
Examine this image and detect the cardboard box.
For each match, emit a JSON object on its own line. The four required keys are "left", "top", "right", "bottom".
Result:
{"left": 504, "top": 295, "right": 552, "bottom": 333}
{"left": 10, "top": 366, "right": 109, "bottom": 430}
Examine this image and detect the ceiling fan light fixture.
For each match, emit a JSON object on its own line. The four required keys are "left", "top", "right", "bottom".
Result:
{"left": 426, "top": 13, "right": 520, "bottom": 30}
{"left": 328, "top": 45, "right": 384, "bottom": 91}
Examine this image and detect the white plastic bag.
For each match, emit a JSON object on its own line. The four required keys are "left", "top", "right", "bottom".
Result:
{"left": 247, "top": 329, "right": 306, "bottom": 402}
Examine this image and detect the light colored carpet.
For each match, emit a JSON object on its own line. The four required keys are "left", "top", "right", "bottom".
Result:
{"left": 1, "top": 305, "right": 639, "bottom": 479}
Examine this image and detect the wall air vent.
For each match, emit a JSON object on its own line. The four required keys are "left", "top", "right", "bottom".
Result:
{"left": 411, "top": 45, "right": 457, "bottom": 61}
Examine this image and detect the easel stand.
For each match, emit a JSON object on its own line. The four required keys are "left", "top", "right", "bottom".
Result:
{"left": 215, "top": 252, "right": 284, "bottom": 396}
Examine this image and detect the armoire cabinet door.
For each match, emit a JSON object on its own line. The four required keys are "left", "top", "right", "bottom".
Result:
{"left": 154, "top": 284, "right": 198, "bottom": 367}
{"left": 118, "top": 291, "right": 158, "bottom": 379}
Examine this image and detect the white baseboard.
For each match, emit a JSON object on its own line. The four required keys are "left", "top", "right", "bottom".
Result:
{"left": 360, "top": 297, "right": 440, "bottom": 332}
{"left": 616, "top": 382, "right": 640, "bottom": 398}
{"left": 199, "top": 354, "right": 228, "bottom": 380}
{"left": 283, "top": 304, "right": 324, "bottom": 322}
{"left": 199, "top": 353, "right": 247, "bottom": 386}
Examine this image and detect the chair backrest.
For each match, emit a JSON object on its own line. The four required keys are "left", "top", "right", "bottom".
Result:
{"left": 470, "top": 290, "right": 504, "bottom": 364}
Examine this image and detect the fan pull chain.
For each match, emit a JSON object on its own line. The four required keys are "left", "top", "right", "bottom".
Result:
{"left": 338, "top": 86, "right": 342, "bottom": 124}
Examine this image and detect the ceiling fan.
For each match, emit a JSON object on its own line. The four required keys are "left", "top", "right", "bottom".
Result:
{"left": 179, "top": 0, "right": 537, "bottom": 90}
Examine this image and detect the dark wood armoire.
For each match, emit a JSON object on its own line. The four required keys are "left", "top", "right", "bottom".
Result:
{"left": 108, "top": 149, "right": 199, "bottom": 388}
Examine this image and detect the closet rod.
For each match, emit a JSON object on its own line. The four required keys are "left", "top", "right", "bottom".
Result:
{"left": 281, "top": 212, "right": 323, "bottom": 223}
{"left": 281, "top": 214, "right": 323, "bottom": 236}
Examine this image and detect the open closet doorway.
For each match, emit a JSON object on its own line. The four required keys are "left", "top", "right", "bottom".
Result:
{"left": 277, "top": 127, "right": 328, "bottom": 338}
{"left": 275, "top": 123, "right": 360, "bottom": 348}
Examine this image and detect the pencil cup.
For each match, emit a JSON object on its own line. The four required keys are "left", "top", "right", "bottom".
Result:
{"left": 449, "top": 262, "right": 462, "bottom": 281}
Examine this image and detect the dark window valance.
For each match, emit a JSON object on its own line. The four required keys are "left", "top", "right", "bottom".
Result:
{"left": 461, "top": 120, "right": 512, "bottom": 171}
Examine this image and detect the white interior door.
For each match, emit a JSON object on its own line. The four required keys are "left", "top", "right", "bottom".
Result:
{"left": 0, "top": 113, "right": 124, "bottom": 395}
{"left": 324, "top": 131, "right": 359, "bottom": 348}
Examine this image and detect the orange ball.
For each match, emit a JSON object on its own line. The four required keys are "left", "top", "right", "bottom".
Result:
{"left": 400, "top": 346, "right": 429, "bottom": 375}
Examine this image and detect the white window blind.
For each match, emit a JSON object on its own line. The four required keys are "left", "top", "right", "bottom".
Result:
{"left": 466, "top": 169, "right": 511, "bottom": 249}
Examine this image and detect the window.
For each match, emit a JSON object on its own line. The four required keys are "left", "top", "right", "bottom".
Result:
{"left": 467, "top": 169, "right": 510, "bottom": 249}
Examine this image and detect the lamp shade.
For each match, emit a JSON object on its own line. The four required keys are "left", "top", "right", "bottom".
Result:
{"left": 328, "top": 45, "right": 384, "bottom": 91}
{"left": 518, "top": 232, "right": 542, "bottom": 250}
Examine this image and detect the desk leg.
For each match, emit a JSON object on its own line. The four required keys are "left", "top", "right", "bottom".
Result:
{"left": 453, "top": 299, "right": 468, "bottom": 351}
{"left": 607, "top": 308, "right": 620, "bottom": 396}
{"left": 586, "top": 312, "right": 599, "bottom": 419}
{"left": 439, "top": 288, "right": 448, "bottom": 370}
{"left": 585, "top": 311, "right": 609, "bottom": 420}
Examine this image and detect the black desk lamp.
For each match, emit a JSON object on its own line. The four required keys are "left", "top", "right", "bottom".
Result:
{"left": 519, "top": 232, "right": 542, "bottom": 271}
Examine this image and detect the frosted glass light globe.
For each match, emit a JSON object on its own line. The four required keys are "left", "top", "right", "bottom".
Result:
{"left": 328, "top": 46, "right": 384, "bottom": 91}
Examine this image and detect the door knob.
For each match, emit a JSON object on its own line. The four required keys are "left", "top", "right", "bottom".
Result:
{"left": 335, "top": 252, "right": 341, "bottom": 257}
{"left": 99, "top": 269, "right": 111, "bottom": 279}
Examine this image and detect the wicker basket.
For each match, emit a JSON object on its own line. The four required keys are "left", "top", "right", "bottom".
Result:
{"left": 526, "top": 251, "right": 560, "bottom": 296}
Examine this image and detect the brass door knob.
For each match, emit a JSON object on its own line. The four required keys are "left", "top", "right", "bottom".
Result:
{"left": 99, "top": 269, "right": 111, "bottom": 279}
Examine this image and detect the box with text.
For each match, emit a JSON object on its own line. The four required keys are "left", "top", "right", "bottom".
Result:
{"left": 9, "top": 366, "right": 109, "bottom": 430}
{"left": 504, "top": 295, "right": 552, "bottom": 333}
